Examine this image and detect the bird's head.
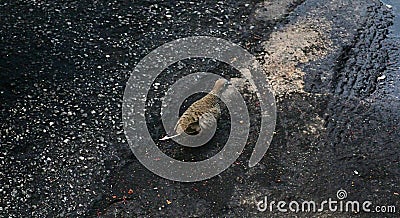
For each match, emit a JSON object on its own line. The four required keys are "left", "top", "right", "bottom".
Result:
{"left": 212, "top": 78, "right": 231, "bottom": 95}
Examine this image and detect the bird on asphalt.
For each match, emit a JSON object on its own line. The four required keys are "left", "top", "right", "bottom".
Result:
{"left": 160, "top": 78, "right": 231, "bottom": 141}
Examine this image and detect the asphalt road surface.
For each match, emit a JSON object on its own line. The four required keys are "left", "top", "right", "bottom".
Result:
{"left": 1, "top": 0, "right": 399, "bottom": 217}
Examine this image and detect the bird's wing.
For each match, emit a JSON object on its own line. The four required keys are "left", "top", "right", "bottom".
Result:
{"left": 174, "top": 115, "right": 201, "bottom": 135}
{"left": 199, "top": 112, "right": 218, "bottom": 130}
{"left": 185, "top": 122, "right": 201, "bottom": 135}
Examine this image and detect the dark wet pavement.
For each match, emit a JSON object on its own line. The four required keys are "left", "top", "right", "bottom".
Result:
{"left": 1, "top": 0, "right": 399, "bottom": 217}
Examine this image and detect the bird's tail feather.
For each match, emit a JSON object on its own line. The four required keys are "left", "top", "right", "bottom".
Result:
{"left": 159, "top": 134, "right": 181, "bottom": 141}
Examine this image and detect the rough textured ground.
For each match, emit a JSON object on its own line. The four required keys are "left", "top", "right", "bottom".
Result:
{"left": 1, "top": 0, "right": 399, "bottom": 217}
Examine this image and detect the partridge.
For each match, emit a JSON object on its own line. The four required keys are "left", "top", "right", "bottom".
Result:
{"left": 160, "top": 78, "right": 231, "bottom": 140}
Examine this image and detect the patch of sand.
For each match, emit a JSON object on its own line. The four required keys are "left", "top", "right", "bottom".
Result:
{"left": 262, "top": 18, "right": 333, "bottom": 96}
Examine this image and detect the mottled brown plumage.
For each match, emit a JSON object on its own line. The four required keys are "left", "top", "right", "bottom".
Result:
{"left": 160, "top": 78, "right": 230, "bottom": 140}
